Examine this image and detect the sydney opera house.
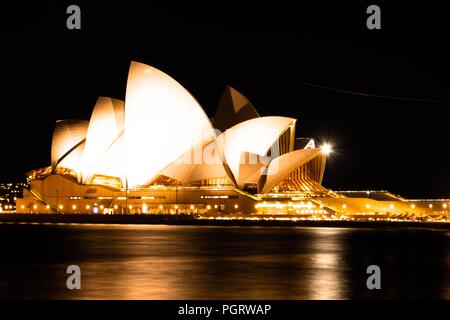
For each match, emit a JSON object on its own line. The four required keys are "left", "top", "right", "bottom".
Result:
{"left": 16, "top": 61, "right": 449, "bottom": 220}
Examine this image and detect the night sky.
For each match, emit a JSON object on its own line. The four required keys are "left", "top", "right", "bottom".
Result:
{"left": 1, "top": 3, "right": 449, "bottom": 198}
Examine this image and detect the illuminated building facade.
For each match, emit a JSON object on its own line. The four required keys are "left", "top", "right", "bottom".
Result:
{"left": 16, "top": 61, "right": 449, "bottom": 220}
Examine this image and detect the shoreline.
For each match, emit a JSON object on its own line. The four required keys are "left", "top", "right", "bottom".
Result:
{"left": 0, "top": 213, "right": 449, "bottom": 230}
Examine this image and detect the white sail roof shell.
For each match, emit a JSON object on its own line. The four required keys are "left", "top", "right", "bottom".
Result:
{"left": 213, "top": 86, "right": 259, "bottom": 133}
{"left": 81, "top": 97, "right": 126, "bottom": 186}
{"left": 259, "top": 148, "right": 322, "bottom": 194}
{"left": 158, "top": 139, "right": 228, "bottom": 183}
{"left": 216, "top": 116, "right": 296, "bottom": 186}
{"left": 235, "top": 151, "right": 270, "bottom": 188}
{"left": 124, "top": 62, "right": 216, "bottom": 187}
{"left": 51, "top": 120, "right": 89, "bottom": 172}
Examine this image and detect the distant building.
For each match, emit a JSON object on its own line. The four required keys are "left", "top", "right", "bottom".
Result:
{"left": 0, "top": 182, "right": 26, "bottom": 212}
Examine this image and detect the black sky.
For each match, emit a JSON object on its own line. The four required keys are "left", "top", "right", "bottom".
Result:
{"left": 0, "top": 2, "right": 449, "bottom": 198}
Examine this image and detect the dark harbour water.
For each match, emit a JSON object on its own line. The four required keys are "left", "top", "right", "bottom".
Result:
{"left": 0, "top": 223, "right": 449, "bottom": 299}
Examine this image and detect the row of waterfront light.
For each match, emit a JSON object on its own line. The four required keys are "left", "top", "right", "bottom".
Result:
{"left": 340, "top": 203, "right": 448, "bottom": 210}
{"left": 254, "top": 200, "right": 449, "bottom": 213}
{"left": 18, "top": 203, "right": 239, "bottom": 212}
{"left": 254, "top": 201, "right": 328, "bottom": 215}
{"left": 255, "top": 201, "right": 316, "bottom": 209}
{"left": 203, "top": 216, "right": 449, "bottom": 222}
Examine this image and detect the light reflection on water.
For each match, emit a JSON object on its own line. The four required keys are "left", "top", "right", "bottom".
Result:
{"left": 0, "top": 224, "right": 449, "bottom": 299}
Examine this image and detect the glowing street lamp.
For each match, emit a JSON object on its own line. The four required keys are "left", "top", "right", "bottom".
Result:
{"left": 320, "top": 143, "right": 333, "bottom": 155}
